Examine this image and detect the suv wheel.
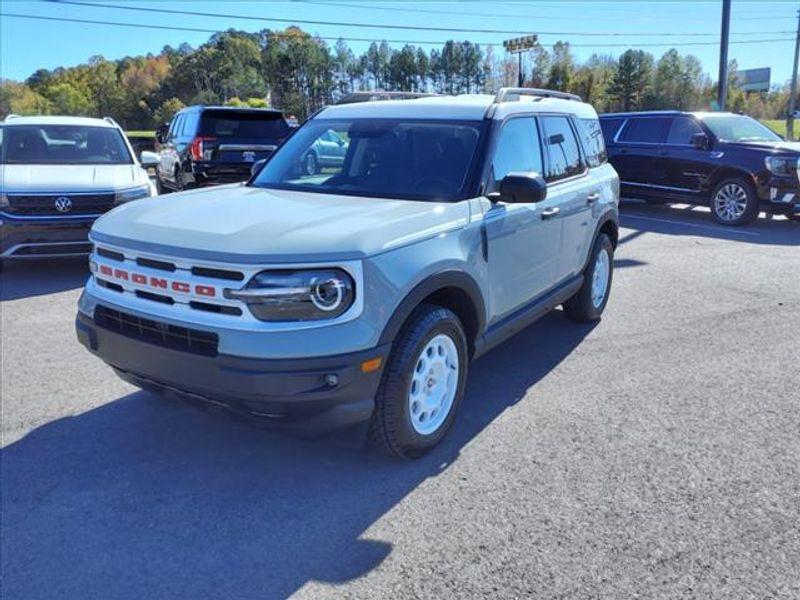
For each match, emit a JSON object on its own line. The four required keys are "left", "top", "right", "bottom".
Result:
{"left": 563, "top": 233, "right": 614, "bottom": 322}
{"left": 368, "top": 305, "right": 468, "bottom": 459}
{"left": 710, "top": 178, "right": 759, "bottom": 226}
{"left": 304, "top": 152, "right": 318, "bottom": 175}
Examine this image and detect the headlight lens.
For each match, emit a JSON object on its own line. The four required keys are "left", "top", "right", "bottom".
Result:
{"left": 225, "top": 269, "right": 355, "bottom": 321}
{"left": 114, "top": 184, "right": 152, "bottom": 203}
{"left": 764, "top": 156, "right": 798, "bottom": 177}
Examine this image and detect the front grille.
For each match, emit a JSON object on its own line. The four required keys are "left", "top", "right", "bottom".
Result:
{"left": 95, "top": 305, "right": 219, "bottom": 357}
{"left": 5, "top": 193, "right": 116, "bottom": 216}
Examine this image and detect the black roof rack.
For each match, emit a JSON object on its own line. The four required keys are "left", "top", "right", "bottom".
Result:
{"left": 335, "top": 91, "right": 440, "bottom": 105}
{"left": 494, "top": 87, "right": 582, "bottom": 103}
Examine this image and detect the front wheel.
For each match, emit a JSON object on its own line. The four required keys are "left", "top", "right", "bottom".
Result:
{"left": 304, "top": 152, "right": 318, "bottom": 175}
{"left": 710, "top": 178, "right": 759, "bottom": 226}
{"left": 563, "top": 233, "right": 614, "bottom": 322}
{"left": 368, "top": 305, "right": 468, "bottom": 459}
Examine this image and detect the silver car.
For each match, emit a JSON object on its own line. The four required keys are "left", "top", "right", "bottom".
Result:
{"left": 76, "top": 88, "right": 619, "bottom": 459}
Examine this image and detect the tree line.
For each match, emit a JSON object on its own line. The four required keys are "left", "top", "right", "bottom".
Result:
{"left": 0, "top": 27, "right": 793, "bottom": 129}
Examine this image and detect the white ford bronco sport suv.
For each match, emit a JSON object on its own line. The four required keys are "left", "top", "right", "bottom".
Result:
{"left": 76, "top": 88, "right": 620, "bottom": 458}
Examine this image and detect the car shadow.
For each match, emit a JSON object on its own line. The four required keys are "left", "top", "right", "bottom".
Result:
{"left": 2, "top": 311, "right": 595, "bottom": 600}
{"left": 619, "top": 199, "right": 799, "bottom": 246}
{"left": 0, "top": 258, "right": 89, "bottom": 301}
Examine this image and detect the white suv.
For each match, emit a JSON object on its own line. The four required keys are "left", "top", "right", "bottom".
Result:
{"left": 0, "top": 115, "right": 157, "bottom": 265}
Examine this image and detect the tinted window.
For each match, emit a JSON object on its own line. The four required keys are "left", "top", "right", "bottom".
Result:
{"left": 169, "top": 115, "right": 183, "bottom": 139}
{"left": 200, "top": 111, "right": 291, "bottom": 140}
{"left": 620, "top": 117, "right": 672, "bottom": 143}
{"left": 700, "top": 115, "right": 782, "bottom": 142}
{"left": 600, "top": 118, "right": 625, "bottom": 143}
{"left": 0, "top": 125, "right": 132, "bottom": 165}
{"left": 577, "top": 118, "right": 606, "bottom": 167}
{"left": 541, "top": 116, "right": 584, "bottom": 182}
{"left": 253, "top": 118, "right": 485, "bottom": 202}
{"left": 489, "top": 117, "right": 543, "bottom": 191}
{"left": 666, "top": 117, "right": 703, "bottom": 145}
{"left": 182, "top": 112, "right": 200, "bottom": 137}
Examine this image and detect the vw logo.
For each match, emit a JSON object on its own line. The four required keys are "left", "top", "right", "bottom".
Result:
{"left": 54, "top": 196, "right": 73, "bottom": 213}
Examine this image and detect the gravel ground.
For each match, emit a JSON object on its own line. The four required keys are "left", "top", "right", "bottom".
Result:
{"left": 1, "top": 202, "right": 798, "bottom": 599}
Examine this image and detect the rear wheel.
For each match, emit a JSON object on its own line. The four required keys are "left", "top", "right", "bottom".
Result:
{"left": 368, "top": 305, "right": 468, "bottom": 459}
{"left": 710, "top": 178, "right": 759, "bottom": 226}
{"left": 563, "top": 233, "right": 614, "bottom": 323}
{"left": 304, "top": 152, "right": 318, "bottom": 175}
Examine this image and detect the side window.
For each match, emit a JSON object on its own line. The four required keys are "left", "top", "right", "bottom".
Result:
{"left": 489, "top": 117, "right": 543, "bottom": 191}
{"left": 181, "top": 113, "right": 199, "bottom": 137}
{"left": 600, "top": 118, "right": 625, "bottom": 143}
{"left": 666, "top": 117, "right": 703, "bottom": 145}
{"left": 169, "top": 115, "right": 183, "bottom": 140}
{"left": 541, "top": 115, "right": 585, "bottom": 182}
{"left": 620, "top": 117, "right": 672, "bottom": 144}
{"left": 577, "top": 118, "right": 606, "bottom": 168}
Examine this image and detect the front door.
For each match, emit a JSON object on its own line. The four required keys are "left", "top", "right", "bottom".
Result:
{"left": 482, "top": 116, "right": 562, "bottom": 323}
{"left": 660, "top": 116, "right": 714, "bottom": 197}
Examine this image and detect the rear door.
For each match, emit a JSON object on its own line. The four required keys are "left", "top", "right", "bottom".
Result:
{"left": 200, "top": 110, "right": 291, "bottom": 167}
{"left": 158, "top": 113, "right": 184, "bottom": 185}
{"left": 615, "top": 116, "right": 672, "bottom": 194}
{"left": 482, "top": 116, "right": 563, "bottom": 322}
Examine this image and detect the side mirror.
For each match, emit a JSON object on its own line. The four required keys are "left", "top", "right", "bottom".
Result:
{"left": 490, "top": 172, "right": 548, "bottom": 204}
{"left": 139, "top": 151, "right": 159, "bottom": 168}
{"left": 250, "top": 158, "right": 267, "bottom": 178}
{"left": 155, "top": 124, "right": 169, "bottom": 144}
{"left": 691, "top": 132, "right": 709, "bottom": 150}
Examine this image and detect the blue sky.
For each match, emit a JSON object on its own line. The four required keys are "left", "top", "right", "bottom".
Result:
{"left": 1, "top": 0, "right": 797, "bottom": 86}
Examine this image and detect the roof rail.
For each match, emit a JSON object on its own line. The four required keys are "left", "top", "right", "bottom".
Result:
{"left": 4, "top": 114, "right": 21, "bottom": 121}
{"left": 494, "top": 87, "right": 582, "bottom": 103}
{"left": 103, "top": 116, "right": 121, "bottom": 128}
{"left": 335, "top": 91, "right": 440, "bottom": 105}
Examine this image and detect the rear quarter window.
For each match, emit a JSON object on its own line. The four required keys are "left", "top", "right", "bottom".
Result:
{"left": 577, "top": 118, "right": 607, "bottom": 167}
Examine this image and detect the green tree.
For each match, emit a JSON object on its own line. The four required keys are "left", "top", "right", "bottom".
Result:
{"left": 0, "top": 80, "right": 51, "bottom": 117}
{"left": 607, "top": 49, "right": 654, "bottom": 111}
{"left": 153, "top": 97, "right": 185, "bottom": 126}
{"left": 546, "top": 42, "right": 575, "bottom": 92}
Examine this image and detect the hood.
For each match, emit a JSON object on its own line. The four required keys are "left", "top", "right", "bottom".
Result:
{"left": 721, "top": 140, "right": 800, "bottom": 154}
{"left": 91, "top": 184, "right": 471, "bottom": 262}
{"left": 0, "top": 164, "right": 147, "bottom": 193}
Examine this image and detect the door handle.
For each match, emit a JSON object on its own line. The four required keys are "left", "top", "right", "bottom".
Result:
{"left": 541, "top": 207, "right": 560, "bottom": 220}
{"left": 586, "top": 193, "right": 600, "bottom": 204}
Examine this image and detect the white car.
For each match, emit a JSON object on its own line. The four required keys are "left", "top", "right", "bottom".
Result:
{"left": 0, "top": 115, "right": 158, "bottom": 265}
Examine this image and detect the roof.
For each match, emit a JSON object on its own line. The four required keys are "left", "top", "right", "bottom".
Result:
{"left": 2, "top": 115, "right": 117, "bottom": 127}
{"left": 600, "top": 110, "right": 741, "bottom": 119}
{"left": 181, "top": 105, "right": 284, "bottom": 115}
{"left": 317, "top": 92, "right": 599, "bottom": 121}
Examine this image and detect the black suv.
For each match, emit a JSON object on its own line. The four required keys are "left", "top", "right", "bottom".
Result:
{"left": 600, "top": 111, "right": 799, "bottom": 225}
{"left": 155, "top": 106, "right": 291, "bottom": 192}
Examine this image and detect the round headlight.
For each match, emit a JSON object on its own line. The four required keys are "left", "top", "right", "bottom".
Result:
{"left": 311, "top": 276, "right": 347, "bottom": 312}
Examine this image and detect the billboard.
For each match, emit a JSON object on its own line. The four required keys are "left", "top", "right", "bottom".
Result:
{"left": 738, "top": 67, "right": 771, "bottom": 92}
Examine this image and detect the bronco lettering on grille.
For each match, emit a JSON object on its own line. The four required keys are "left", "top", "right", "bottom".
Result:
{"left": 97, "top": 265, "right": 217, "bottom": 297}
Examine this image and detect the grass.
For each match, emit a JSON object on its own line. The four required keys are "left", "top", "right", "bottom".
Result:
{"left": 760, "top": 119, "right": 795, "bottom": 140}
{"left": 124, "top": 130, "right": 155, "bottom": 138}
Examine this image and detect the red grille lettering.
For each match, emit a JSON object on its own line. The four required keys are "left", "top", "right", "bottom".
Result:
{"left": 196, "top": 285, "right": 216, "bottom": 297}
{"left": 113, "top": 269, "right": 129, "bottom": 281}
{"left": 132, "top": 273, "right": 147, "bottom": 285}
{"left": 172, "top": 281, "right": 190, "bottom": 293}
{"left": 149, "top": 277, "right": 168, "bottom": 289}
{"left": 100, "top": 265, "right": 112, "bottom": 276}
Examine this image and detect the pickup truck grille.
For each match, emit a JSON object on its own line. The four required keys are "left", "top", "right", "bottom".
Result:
{"left": 95, "top": 305, "right": 219, "bottom": 357}
{"left": 4, "top": 193, "right": 116, "bottom": 217}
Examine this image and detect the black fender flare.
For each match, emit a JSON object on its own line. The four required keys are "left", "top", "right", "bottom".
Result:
{"left": 378, "top": 270, "right": 486, "bottom": 348}
{"left": 582, "top": 210, "right": 619, "bottom": 272}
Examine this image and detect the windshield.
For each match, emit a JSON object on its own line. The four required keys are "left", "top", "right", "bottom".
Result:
{"left": 0, "top": 125, "right": 133, "bottom": 165}
{"left": 200, "top": 111, "right": 290, "bottom": 140}
{"left": 700, "top": 115, "right": 782, "bottom": 143}
{"left": 251, "top": 118, "right": 486, "bottom": 202}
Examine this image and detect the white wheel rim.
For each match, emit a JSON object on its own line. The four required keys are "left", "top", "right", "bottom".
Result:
{"left": 408, "top": 334, "right": 459, "bottom": 435}
{"left": 591, "top": 248, "right": 610, "bottom": 308}
{"left": 713, "top": 183, "right": 748, "bottom": 222}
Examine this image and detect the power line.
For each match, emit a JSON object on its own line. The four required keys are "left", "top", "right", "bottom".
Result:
{"left": 42, "top": 0, "right": 794, "bottom": 37}
{"left": 1, "top": 12, "right": 795, "bottom": 49}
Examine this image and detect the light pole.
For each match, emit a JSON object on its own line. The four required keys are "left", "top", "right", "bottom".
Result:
{"left": 717, "top": 0, "right": 731, "bottom": 111}
{"left": 787, "top": 7, "right": 800, "bottom": 140}
{"left": 503, "top": 35, "right": 538, "bottom": 87}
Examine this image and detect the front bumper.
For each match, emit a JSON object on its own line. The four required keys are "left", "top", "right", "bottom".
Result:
{"left": 75, "top": 311, "right": 391, "bottom": 433}
{"left": 1, "top": 215, "right": 95, "bottom": 259}
{"left": 760, "top": 175, "right": 800, "bottom": 215}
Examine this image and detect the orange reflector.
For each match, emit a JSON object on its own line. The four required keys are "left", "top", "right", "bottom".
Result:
{"left": 361, "top": 357, "right": 383, "bottom": 373}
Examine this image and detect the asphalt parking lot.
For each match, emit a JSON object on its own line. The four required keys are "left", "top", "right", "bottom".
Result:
{"left": 2, "top": 201, "right": 798, "bottom": 599}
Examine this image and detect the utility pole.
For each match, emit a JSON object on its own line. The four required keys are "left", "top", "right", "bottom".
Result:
{"left": 503, "top": 36, "right": 538, "bottom": 88}
{"left": 717, "top": 0, "right": 732, "bottom": 111}
{"left": 787, "top": 6, "right": 800, "bottom": 140}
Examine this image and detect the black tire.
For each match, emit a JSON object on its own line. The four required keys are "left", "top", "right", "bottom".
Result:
{"left": 563, "top": 233, "right": 615, "bottom": 323}
{"left": 174, "top": 167, "right": 185, "bottom": 192}
{"left": 155, "top": 174, "right": 167, "bottom": 195}
{"left": 710, "top": 178, "right": 759, "bottom": 226}
{"left": 304, "top": 152, "right": 318, "bottom": 175}
{"left": 368, "top": 304, "right": 469, "bottom": 459}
